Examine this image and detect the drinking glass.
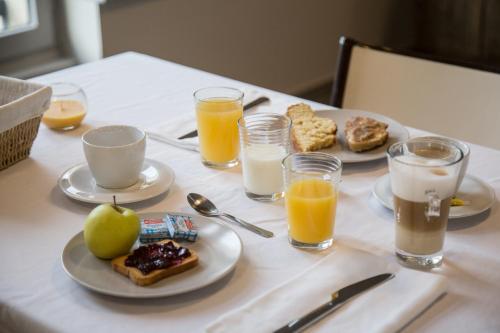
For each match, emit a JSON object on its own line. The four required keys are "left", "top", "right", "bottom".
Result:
{"left": 238, "top": 113, "right": 291, "bottom": 201}
{"left": 420, "top": 136, "right": 470, "bottom": 194}
{"left": 387, "top": 138, "right": 463, "bottom": 268}
{"left": 42, "top": 82, "right": 87, "bottom": 130}
{"left": 282, "top": 152, "right": 342, "bottom": 250}
{"left": 194, "top": 87, "right": 243, "bottom": 168}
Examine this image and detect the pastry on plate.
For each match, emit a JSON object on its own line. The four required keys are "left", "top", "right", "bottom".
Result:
{"left": 286, "top": 103, "right": 337, "bottom": 152}
{"left": 344, "top": 116, "right": 389, "bottom": 152}
{"left": 112, "top": 240, "right": 198, "bottom": 286}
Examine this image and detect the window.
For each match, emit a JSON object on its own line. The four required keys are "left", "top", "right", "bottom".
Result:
{"left": 0, "top": 0, "right": 38, "bottom": 38}
{"left": 0, "top": 0, "right": 77, "bottom": 79}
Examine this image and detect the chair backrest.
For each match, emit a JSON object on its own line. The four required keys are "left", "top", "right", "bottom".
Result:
{"left": 331, "top": 37, "right": 500, "bottom": 150}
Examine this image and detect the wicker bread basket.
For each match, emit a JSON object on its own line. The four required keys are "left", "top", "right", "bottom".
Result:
{"left": 0, "top": 76, "right": 52, "bottom": 170}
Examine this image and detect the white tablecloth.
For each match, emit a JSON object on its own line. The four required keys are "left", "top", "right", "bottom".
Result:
{"left": 1, "top": 52, "right": 499, "bottom": 333}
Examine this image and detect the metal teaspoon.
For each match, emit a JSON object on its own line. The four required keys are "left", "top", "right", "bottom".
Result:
{"left": 187, "top": 193, "right": 274, "bottom": 238}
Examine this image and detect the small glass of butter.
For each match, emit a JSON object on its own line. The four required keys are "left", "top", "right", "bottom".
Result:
{"left": 42, "top": 82, "right": 87, "bottom": 130}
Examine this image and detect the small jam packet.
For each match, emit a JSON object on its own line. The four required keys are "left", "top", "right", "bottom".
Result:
{"left": 164, "top": 214, "right": 198, "bottom": 242}
{"left": 139, "top": 218, "right": 170, "bottom": 243}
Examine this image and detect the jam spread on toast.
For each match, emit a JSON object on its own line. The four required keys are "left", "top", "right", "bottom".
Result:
{"left": 124, "top": 241, "right": 192, "bottom": 275}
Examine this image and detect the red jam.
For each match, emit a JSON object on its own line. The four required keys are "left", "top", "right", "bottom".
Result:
{"left": 124, "top": 241, "right": 192, "bottom": 275}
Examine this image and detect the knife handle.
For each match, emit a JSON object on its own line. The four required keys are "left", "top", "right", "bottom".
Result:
{"left": 177, "top": 129, "right": 198, "bottom": 140}
{"left": 273, "top": 300, "right": 343, "bottom": 333}
{"left": 243, "top": 96, "right": 270, "bottom": 111}
{"left": 177, "top": 96, "right": 270, "bottom": 140}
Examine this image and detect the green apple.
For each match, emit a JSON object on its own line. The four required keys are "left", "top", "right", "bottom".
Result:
{"left": 84, "top": 203, "right": 140, "bottom": 259}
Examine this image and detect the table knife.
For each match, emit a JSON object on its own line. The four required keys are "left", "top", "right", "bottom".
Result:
{"left": 146, "top": 131, "right": 199, "bottom": 152}
{"left": 177, "top": 96, "right": 270, "bottom": 140}
{"left": 273, "top": 273, "right": 394, "bottom": 333}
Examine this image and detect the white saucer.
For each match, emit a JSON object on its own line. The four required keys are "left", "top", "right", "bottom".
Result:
{"left": 58, "top": 159, "right": 175, "bottom": 204}
{"left": 373, "top": 173, "right": 496, "bottom": 219}
{"left": 61, "top": 212, "right": 242, "bottom": 298}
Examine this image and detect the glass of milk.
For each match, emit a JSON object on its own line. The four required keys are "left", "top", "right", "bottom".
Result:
{"left": 238, "top": 113, "right": 291, "bottom": 201}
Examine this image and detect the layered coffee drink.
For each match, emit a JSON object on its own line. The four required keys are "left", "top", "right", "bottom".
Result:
{"left": 388, "top": 140, "right": 463, "bottom": 268}
{"left": 392, "top": 155, "right": 456, "bottom": 255}
{"left": 394, "top": 196, "right": 451, "bottom": 255}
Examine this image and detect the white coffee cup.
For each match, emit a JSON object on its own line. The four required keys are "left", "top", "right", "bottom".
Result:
{"left": 82, "top": 125, "right": 146, "bottom": 188}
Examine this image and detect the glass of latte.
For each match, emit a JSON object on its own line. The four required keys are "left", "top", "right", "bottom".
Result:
{"left": 387, "top": 138, "right": 463, "bottom": 268}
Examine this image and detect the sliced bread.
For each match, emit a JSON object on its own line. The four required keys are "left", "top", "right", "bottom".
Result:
{"left": 286, "top": 103, "right": 337, "bottom": 152}
{"left": 344, "top": 116, "right": 389, "bottom": 152}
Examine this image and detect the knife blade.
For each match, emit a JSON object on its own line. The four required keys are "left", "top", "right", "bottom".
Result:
{"left": 273, "top": 273, "right": 394, "bottom": 333}
{"left": 177, "top": 96, "right": 270, "bottom": 140}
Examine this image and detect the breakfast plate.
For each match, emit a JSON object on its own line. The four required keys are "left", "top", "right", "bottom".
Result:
{"left": 61, "top": 212, "right": 242, "bottom": 298}
{"left": 314, "top": 109, "right": 409, "bottom": 163}
{"left": 372, "top": 173, "right": 496, "bottom": 219}
{"left": 58, "top": 159, "right": 174, "bottom": 204}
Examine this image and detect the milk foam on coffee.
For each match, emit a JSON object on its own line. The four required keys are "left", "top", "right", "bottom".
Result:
{"left": 390, "top": 155, "right": 457, "bottom": 202}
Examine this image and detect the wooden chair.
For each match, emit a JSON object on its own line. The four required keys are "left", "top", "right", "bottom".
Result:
{"left": 331, "top": 37, "right": 500, "bottom": 150}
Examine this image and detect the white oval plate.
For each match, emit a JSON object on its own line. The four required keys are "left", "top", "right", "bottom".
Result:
{"left": 314, "top": 109, "right": 409, "bottom": 163}
{"left": 61, "top": 212, "right": 242, "bottom": 298}
{"left": 373, "top": 173, "right": 496, "bottom": 219}
{"left": 58, "top": 159, "right": 174, "bottom": 204}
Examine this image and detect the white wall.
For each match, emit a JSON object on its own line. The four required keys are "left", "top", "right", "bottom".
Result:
{"left": 63, "top": 0, "right": 102, "bottom": 63}
{"left": 100, "top": 0, "right": 394, "bottom": 94}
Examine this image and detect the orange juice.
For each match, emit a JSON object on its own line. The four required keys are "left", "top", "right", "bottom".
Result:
{"left": 196, "top": 98, "right": 243, "bottom": 165}
{"left": 285, "top": 178, "right": 337, "bottom": 244}
{"left": 42, "top": 100, "right": 86, "bottom": 129}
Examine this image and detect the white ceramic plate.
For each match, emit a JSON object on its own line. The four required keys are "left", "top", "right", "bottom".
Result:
{"left": 58, "top": 159, "right": 174, "bottom": 204}
{"left": 373, "top": 173, "right": 496, "bottom": 219}
{"left": 314, "top": 109, "right": 409, "bottom": 163}
{"left": 61, "top": 212, "right": 242, "bottom": 298}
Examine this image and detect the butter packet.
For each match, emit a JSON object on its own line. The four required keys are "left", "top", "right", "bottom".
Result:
{"left": 164, "top": 214, "right": 198, "bottom": 242}
{"left": 451, "top": 196, "right": 471, "bottom": 207}
{"left": 139, "top": 218, "right": 170, "bottom": 243}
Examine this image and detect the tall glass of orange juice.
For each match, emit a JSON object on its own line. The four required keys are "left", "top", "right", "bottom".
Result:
{"left": 194, "top": 87, "right": 243, "bottom": 168}
{"left": 282, "top": 152, "right": 342, "bottom": 250}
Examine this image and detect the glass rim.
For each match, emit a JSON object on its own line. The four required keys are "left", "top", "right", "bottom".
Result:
{"left": 387, "top": 139, "right": 464, "bottom": 168}
{"left": 417, "top": 136, "right": 470, "bottom": 156}
{"left": 193, "top": 86, "right": 244, "bottom": 102}
{"left": 282, "top": 152, "right": 343, "bottom": 173}
{"left": 238, "top": 113, "right": 291, "bottom": 133}
{"left": 50, "top": 82, "right": 84, "bottom": 97}
{"left": 82, "top": 125, "right": 145, "bottom": 149}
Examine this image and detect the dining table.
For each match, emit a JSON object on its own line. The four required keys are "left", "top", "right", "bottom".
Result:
{"left": 1, "top": 52, "right": 499, "bottom": 333}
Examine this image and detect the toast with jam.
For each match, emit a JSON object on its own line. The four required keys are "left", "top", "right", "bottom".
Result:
{"left": 112, "top": 240, "right": 198, "bottom": 286}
